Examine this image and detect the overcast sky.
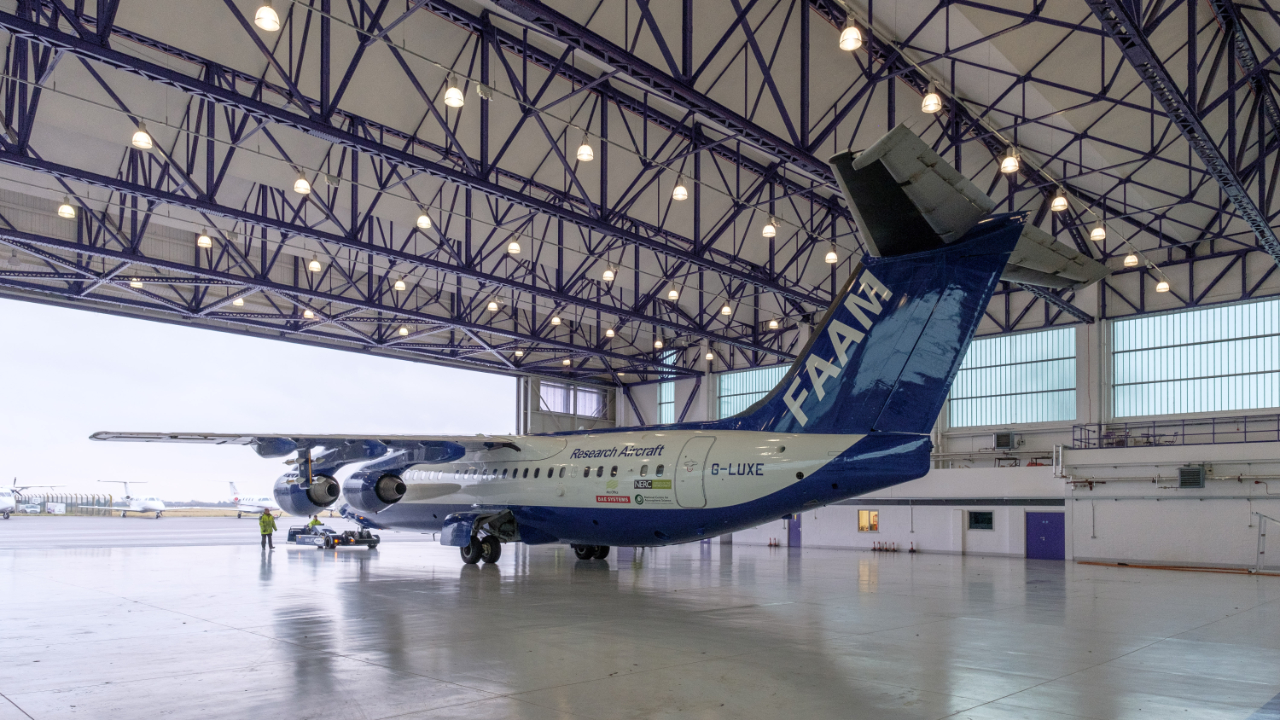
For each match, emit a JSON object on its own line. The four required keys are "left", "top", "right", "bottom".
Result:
{"left": 0, "top": 298, "right": 515, "bottom": 501}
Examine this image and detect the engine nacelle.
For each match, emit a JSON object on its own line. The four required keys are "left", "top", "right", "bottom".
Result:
{"left": 274, "top": 472, "right": 341, "bottom": 516}
{"left": 343, "top": 471, "right": 407, "bottom": 514}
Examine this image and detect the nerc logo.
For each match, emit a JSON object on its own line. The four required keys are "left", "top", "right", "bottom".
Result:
{"left": 784, "top": 270, "right": 893, "bottom": 427}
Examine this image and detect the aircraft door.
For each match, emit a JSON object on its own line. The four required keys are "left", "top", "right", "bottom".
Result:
{"left": 674, "top": 436, "right": 715, "bottom": 508}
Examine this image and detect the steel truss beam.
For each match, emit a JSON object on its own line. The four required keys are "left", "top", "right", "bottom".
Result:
{"left": 1087, "top": 0, "right": 1280, "bottom": 265}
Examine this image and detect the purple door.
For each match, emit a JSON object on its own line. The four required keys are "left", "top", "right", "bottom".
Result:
{"left": 1026, "top": 512, "right": 1064, "bottom": 560}
{"left": 787, "top": 513, "right": 802, "bottom": 547}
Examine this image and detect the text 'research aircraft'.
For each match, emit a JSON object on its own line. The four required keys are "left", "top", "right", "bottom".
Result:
{"left": 92, "top": 126, "right": 1108, "bottom": 564}
{"left": 98, "top": 481, "right": 167, "bottom": 518}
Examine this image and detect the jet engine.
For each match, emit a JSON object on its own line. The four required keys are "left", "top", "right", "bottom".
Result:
{"left": 343, "top": 469, "right": 407, "bottom": 514}
{"left": 274, "top": 471, "right": 342, "bottom": 516}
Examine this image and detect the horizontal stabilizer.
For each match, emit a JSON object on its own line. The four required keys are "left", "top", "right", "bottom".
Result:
{"left": 830, "top": 124, "right": 996, "bottom": 256}
{"left": 1001, "top": 224, "right": 1109, "bottom": 290}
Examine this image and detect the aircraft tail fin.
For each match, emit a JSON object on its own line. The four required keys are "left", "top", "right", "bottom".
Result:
{"left": 229, "top": 481, "right": 239, "bottom": 499}
{"left": 725, "top": 219, "right": 1022, "bottom": 435}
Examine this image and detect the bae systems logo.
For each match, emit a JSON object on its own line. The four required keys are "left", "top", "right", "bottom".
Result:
{"left": 783, "top": 270, "right": 893, "bottom": 427}
{"left": 596, "top": 495, "right": 630, "bottom": 504}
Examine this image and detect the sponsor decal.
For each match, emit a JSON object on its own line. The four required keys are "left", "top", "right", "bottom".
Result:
{"left": 635, "top": 494, "right": 673, "bottom": 505}
{"left": 595, "top": 495, "right": 630, "bottom": 504}
{"left": 784, "top": 269, "right": 892, "bottom": 427}
{"left": 711, "top": 463, "right": 765, "bottom": 476}
{"left": 570, "top": 444, "right": 665, "bottom": 460}
{"left": 633, "top": 479, "right": 673, "bottom": 490}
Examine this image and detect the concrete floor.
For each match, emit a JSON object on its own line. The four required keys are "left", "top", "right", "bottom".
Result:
{"left": 2, "top": 518, "right": 1280, "bottom": 719}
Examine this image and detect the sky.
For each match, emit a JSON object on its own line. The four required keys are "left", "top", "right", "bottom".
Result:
{"left": 0, "top": 298, "right": 515, "bottom": 501}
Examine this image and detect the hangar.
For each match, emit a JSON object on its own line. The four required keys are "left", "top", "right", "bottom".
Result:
{"left": 3, "top": 0, "right": 1280, "bottom": 717}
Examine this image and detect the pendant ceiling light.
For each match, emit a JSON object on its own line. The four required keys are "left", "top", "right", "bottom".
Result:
{"left": 1051, "top": 190, "right": 1069, "bottom": 212}
{"left": 720, "top": 303, "right": 732, "bottom": 316}
{"left": 416, "top": 209, "right": 432, "bottom": 230}
{"left": 825, "top": 244, "right": 838, "bottom": 264}
{"left": 303, "top": 309, "right": 315, "bottom": 319}
{"left": 576, "top": 134, "right": 594, "bottom": 162}
{"left": 1000, "top": 148, "right": 1020, "bottom": 174}
{"left": 57, "top": 197, "right": 75, "bottom": 219}
{"left": 667, "top": 287, "right": 679, "bottom": 302}
{"left": 672, "top": 175, "right": 688, "bottom": 201}
{"left": 551, "top": 315, "right": 561, "bottom": 326}
{"left": 443, "top": 75, "right": 465, "bottom": 108}
{"left": 254, "top": 0, "right": 281, "bottom": 31}
{"left": 293, "top": 173, "right": 311, "bottom": 195}
{"left": 839, "top": 22, "right": 863, "bottom": 51}
{"left": 762, "top": 217, "right": 777, "bottom": 238}
{"left": 921, "top": 83, "right": 942, "bottom": 114}
{"left": 232, "top": 298, "right": 245, "bottom": 307}
{"left": 393, "top": 278, "right": 406, "bottom": 292}
{"left": 602, "top": 267, "right": 615, "bottom": 282}
{"left": 1090, "top": 222, "right": 1106, "bottom": 242}
{"left": 197, "top": 229, "right": 212, "bottom": 248}
{"left": 307, "top": 255, "right": 322, "bottom": 273}
{"left": 1156, "top": 280, "right": 1171, "bottom": 293}
{"left": 131, "top": 123, "right": 153, "bottom": 150}
{"left": 507, "top": 240, "right": 521, "bottom": 255}
{"left": 1123, "top": 253, "right": 1139, "bottom": 268}
{"left": 398, "top": 325, "right": 410, "bottom": 336}
{"left": 654, "top": 339, "right": 664, "bottom": 349}
{"left": 769, "top": 318, "right": 779, "bottom": 330}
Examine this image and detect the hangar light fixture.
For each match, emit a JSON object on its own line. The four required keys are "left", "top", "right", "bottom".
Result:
{"left": 769, "top": 318, "right": 780, "bottom": 330}
{"left": 6, "top": 250, "right": 19, "bottom": 267}
{"left": 762, "top": 217, "right": 777, "bottom": 238}
{"left": 605, "top": 328, "right": 615, "bottom": 338}
{"left": 129, "top": 278, "right": 143, "bottom": 288}
{"left": 197, "top": 229, "right": 212, "bottom": 248}
{"left": 232, "top": 297, "right": 245, "bottom": 307}
{"left": 57, "top": 197, "right": 75, "bottom": 219}
{"left": 393, "top": 278, "right": 406, "bottom": 292}
{"left": 667, "top": 287, "right": 679, "bottom": 302}
{"left": 1123, "top": 253, "right": 1139, "bottom": 268}
{"left": 443, "top": 76, "right": 465, "bottom": 108}
{"left": 562, "top": 358, "right": 571, "bottom": 366}
{"left": 672, "top": 175, "right": 688, "bottom": 201}
{"left": 577, "top": 135, "right": 594, "bottom": 162}
{"left": 514, "top": 350, "right": 524, "bottom": 357}
{"left": 1156, "top": 279, "right": 1171, "bottom": 293}
{"left": 1051, "top": 190, "right": 1069, "bottom": 212}
{"left": 254, "top": 0, "right": 281, "bottom": 31}
{"left": 131, "top": 123, "right": 153, "bottom": 150}
{"left": 921, "top": 83, "right": 942, "bottom": 114}
{"left": 839, "top": 22, "right": 863, "bottom": 51}
{"left": 551, "top": 315, "right": 561, "bottom": 326}
{"left": 307, "top": 255, "right": 322, "bottom": 273}
{"left": 398, "top": 325, "right": 409, "bottom": 336}
{"left": 602, "top": 267, "right": 615, "bottom": 282}
{"left": 825, "top": 244, "right": 839, "bottom": 264}
{"left": 293, "top": 173, "right": 311, "bottom": 195}
{"left": 720, "top": 303, "right": 732, "bottom": 316}
{"left": 507, "top": 240, "right": 521, "bottom": 255}
{"left": 416, "top": 209, "right": 432, "bottom": 230}
{"left": 1090, "top": 221, "right": 1106, "bottom": 242}
{"left": 487, "top": 301, "right": 499, "bottom": 312}
{"left": 1000, "top": 148, "right": 1020, "bottom": 174}
{"left": 303, "top": 309, "right": 315, "bottom": 319}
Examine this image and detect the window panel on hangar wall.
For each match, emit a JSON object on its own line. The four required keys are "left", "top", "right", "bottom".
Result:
{"left": 716, "top": 365, "right": 789, "bottom": 419}
{"left": 948, "top": 327, "right": 1076, "bottom": 428}
{"left": 1112, "top": 299, "right": 1280, "bottom": 417}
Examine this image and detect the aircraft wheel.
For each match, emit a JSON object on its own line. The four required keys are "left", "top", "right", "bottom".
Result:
{"left": 460, "top": 541, "right": 483, "bottom": 564}
{"left": 121, "top": 511, "right": 127, "bottom": 518}
{"left": 237, "top": 512, "right": 242, "bottom": 519}
{"left": 480, "top": 536, "right": 502, "bottom": 564}
{"left": 593, "top": 545, "right": 610, "bottom": 560}
{"left": 573, "top": 545, "right": 595, "bottom": 560}
{"left": 155, "top": 512, "right": 161, "bottom": 519}
{"left": 2, "top": 512, "right": 8, "bottom": 519}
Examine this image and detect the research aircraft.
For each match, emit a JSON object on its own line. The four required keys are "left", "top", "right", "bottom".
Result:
{"left": 99, "top": 480, "right": 167, "bottom": 518}
{"left": 92, "top": 126, "right": 1108, "bottom": 564}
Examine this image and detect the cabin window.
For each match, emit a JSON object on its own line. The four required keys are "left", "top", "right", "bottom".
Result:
{"left": 640, "top": 465, "right": 648, "bottom": 477}
{"left": 655, "top": 464, "right": 664, "bottom": 477}
{"left": 522, "top": 468, "right": 529, "bottom": 479}
{"left": 534, "top": 468, "right": 541, "bottom": 479}
{"left": 559, "top": 467, "right": 565, "bottom": 479}
{"left": 858, "top": 510, "right": 878, "bottom": 532}
{"left": 547, "top": 466, "right": 554, "bottom": 477}
{"left": 610, "top": 466, "right": 618, "bottom": 477}
{"left": 501, "top": 468, "right": 508, "bottom": 479}
{"left": 596, "top": 466, "right": 604, "bottom": 478}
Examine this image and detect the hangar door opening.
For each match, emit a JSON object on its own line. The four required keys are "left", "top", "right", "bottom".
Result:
{"left": 674, "top": 437, "right": 714, "bottom": 508}
{"left": 1026, "top": 512, "right": 1065, "bottom": 560}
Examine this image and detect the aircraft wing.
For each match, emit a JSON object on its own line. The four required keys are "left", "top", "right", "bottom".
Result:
{"left": 90, "top": 432, "right": 519, "bottom": 459}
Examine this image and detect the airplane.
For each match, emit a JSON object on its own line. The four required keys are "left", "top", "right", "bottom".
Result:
{"left": 228, "top": 482, "right": 280, "bottom": 519}
{"left": 1, "top": 478, "right": 61, "bottom": 519}
{"left": 90, "top": 126, "right": 1108, "bottom": 564}
{"left": 99, "top": 481, "right": 167, "bottom": 518}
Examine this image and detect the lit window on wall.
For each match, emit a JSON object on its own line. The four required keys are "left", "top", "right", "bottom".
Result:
{"left": 949, "top": 327, "right": 1076, "bottom": 427}
{"left": 858, "top": 509, "right": 878, "bottom": 532}
{"left": 968, "top": 511, "right": 994, "bottom": 530}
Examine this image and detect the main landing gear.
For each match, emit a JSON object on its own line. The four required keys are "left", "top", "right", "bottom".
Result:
{"left": 460, "top": 535, "right": 502, "bottom": 565}
{"left": 573, "top": 545, "right": 610, "bottom": 560}
{"left": 237, "top": 512, "right": 242, "bottom": 519}
{"left": 154, "top": 512, "right": 162, "bottom": 519}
